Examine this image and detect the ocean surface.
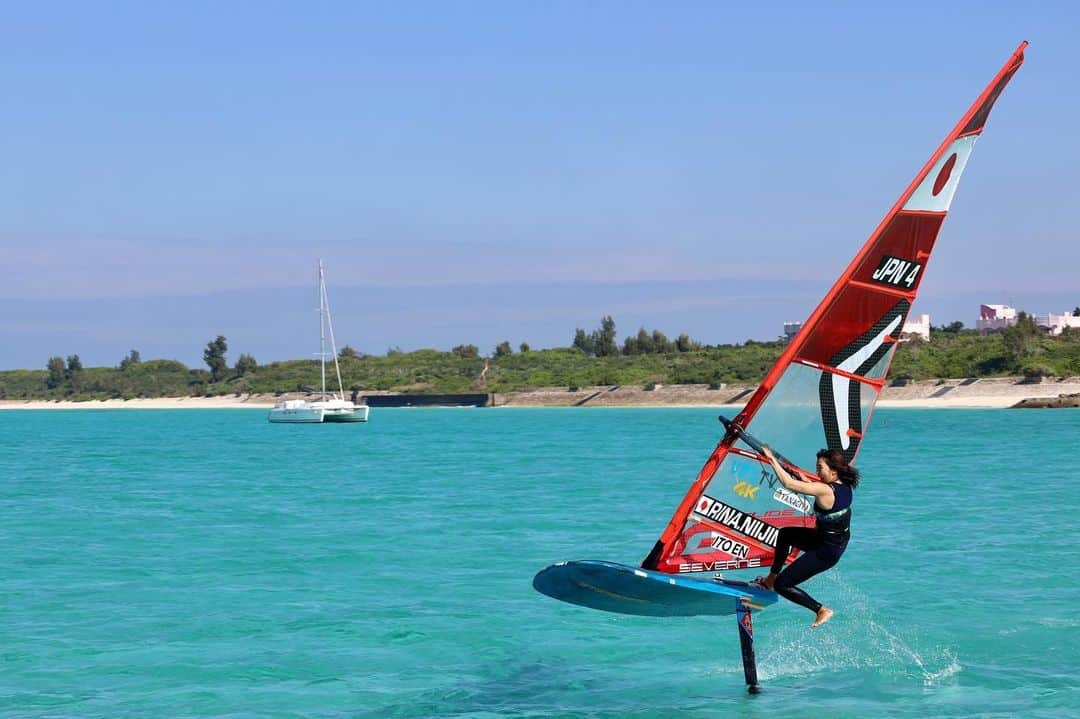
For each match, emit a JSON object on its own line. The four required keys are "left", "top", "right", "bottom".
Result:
{"left": 2, "top": 407, "right": 1077, "bottom": 718}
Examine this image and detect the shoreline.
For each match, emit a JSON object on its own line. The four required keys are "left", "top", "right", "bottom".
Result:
{"left": 0, "top": 396, "right": 277, "bottom": 410}
{"left": 2, "top": 376, "right": 1079, "bottom": 410}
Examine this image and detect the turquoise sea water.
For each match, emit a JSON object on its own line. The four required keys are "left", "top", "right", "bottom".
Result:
{"left": 2, "top": 407, "right": 1077, "bottom": 718}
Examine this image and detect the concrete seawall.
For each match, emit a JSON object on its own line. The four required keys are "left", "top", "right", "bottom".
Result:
{"left": 493, "top": 377, "right": 1080, "bottom": 408}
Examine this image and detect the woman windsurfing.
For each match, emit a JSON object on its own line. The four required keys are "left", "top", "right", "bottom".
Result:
{"left": 753, "top": 446, "right": 858, "bottom": 628}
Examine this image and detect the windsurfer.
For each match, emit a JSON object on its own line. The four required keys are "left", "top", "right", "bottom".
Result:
{"left": 753, "top": 447, "right": 858, "bottom": 628}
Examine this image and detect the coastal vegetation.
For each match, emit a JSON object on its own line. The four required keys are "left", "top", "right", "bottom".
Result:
{"left": 2, "top": 317, "right": 1079, "bottom": 401}
{"left": 890, "top": 313, "right": 1080, "bottom": 381}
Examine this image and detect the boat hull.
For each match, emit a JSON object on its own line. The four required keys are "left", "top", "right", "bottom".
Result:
{"left": 323, "top": 405, "right": 370, "bottom": 422}
{"left": 268, "top": 399, "right": 369, "bottom": 424}
{"left": 267, "top": 406, "right": 323, "bottom": 423}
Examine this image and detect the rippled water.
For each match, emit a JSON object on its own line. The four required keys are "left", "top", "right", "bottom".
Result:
{"left": 2, "top": 407, "right": 1077, "bottom": 717}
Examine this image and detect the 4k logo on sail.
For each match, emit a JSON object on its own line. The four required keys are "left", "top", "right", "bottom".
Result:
{"left": 871, "top": 255, "right": 922, "bottom": 289}
{"left": 733, "top": 481, "right": 760, "bottom": 500}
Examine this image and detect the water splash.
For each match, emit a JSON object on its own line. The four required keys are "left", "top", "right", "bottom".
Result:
{"left": 753, "top": 571, "right": 961, "bottom": 686}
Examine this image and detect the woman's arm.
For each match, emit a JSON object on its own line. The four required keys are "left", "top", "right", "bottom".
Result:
{"left": 761, "top": 446, "right": 832, "bottom": 503}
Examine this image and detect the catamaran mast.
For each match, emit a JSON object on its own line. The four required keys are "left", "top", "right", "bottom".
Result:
{"left": 322, "top": 276, "right": 347, "bottom": 401}
{"left": 318, "top": 259, "right": 327, "bottom": 398}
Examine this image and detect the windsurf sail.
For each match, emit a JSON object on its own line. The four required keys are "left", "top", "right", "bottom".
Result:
{"left": 642, "top": 42, "right": 1027, "bottom": 576}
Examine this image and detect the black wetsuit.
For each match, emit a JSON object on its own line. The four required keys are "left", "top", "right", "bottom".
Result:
{"left": 770, "top": 483, "right": 852, "bottom": 612}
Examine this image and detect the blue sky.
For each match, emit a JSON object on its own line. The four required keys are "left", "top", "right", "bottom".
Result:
{"left": 1, "top": 2, "right": 1076, "bottom": 369}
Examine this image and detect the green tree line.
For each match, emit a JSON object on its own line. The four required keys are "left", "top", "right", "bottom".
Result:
{"left": 3, "top": 316, "right": 1080, "bottom": 401}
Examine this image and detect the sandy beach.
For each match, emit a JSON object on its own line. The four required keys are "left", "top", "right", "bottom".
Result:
{"left": 0, "top": 396, "right": 278, "bottom": 411}
{"left": 2, "top": 376, "right": 1079, "bottom": 410}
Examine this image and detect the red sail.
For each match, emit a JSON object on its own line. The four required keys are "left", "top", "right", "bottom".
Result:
{"left": 643, "top": 42, "right": 1027, "bottom": 575}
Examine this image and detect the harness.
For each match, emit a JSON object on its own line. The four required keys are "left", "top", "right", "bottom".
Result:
{"left": 814, "top": 484, "right": 852, "bottom": 544}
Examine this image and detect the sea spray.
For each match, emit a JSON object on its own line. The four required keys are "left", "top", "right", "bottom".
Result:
{"left": 754, "top": 571, "right": 961, "bottom": 686}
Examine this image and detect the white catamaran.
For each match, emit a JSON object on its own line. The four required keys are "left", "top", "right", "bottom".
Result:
{"left": 268, "top": 261, "right": 370, "bottom": 424}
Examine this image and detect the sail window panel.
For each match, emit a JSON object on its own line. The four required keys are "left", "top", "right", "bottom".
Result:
{"left": 701, "top": 452, "right": 784, "bottom": 517}
{"left": 750, "top": 363, "right": 882, "bottom": 468}
{"left": 859, "top": 381, "right": 880, "bottom": 436}
{"left": 744, "top": 363, "right": 833, "bottom": 472}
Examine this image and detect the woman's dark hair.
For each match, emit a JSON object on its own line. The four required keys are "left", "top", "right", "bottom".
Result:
{"left": 816, "top": 449, "right": 860, "bottom": 488}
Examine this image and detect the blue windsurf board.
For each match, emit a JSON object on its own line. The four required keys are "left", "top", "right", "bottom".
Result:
{"left": 532, "top": 560, "right": 777, "bottom": 617}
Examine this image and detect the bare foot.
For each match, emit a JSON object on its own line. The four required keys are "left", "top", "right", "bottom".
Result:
{"left": 811, "top": 606, "right": 834, "bottom": 628}
{"left": 754, "top": 573, "right": 777, "bottom": 591}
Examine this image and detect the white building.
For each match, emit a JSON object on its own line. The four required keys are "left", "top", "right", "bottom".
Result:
{"left": 976, "top": 304, "right": 1017, "bottom": 334}
{"left": 900, "top": 314, "right": 930, "bottom": 341}
{"left": 1033, "top": 312, "right": 1080, "bottom": 336}
{"left": 783, "top": 322, "right": 802, "bottom": 344}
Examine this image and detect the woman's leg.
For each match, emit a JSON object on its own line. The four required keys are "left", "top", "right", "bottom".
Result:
{"left": 770, "top": 527, "right": 819, "bottom": 575}
{"left": 756, "top": 527, "right": 818, "bottom": 590}
{"left": 772, "top": 549, "right": 838, "bottom": 612}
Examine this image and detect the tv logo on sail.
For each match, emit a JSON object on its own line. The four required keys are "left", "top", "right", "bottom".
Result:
{"left": 871, "top": 255, "right": 922, "bottom": 289}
